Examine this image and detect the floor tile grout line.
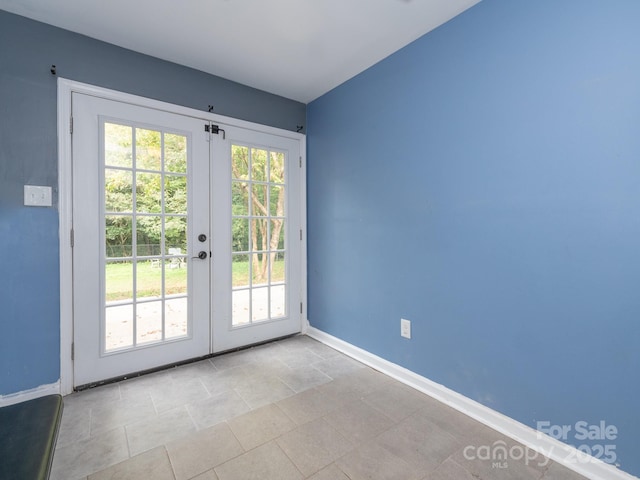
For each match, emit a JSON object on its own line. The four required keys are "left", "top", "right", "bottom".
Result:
{"left": 272, "top": 400, "right": 298, "bottom": 426}
{"left": 184, "top": 402, "right": 200, "bottom": 432}
{"left": 149, "top": 386, "right": 161, "bottom": 415}
{"left": 276, "top": 364, "right": 335, "bottom": 394}
{"left": 230, "top": 386, "right": 255, "bottom": 413}
{"left": 196, "top": 376, "right": 212, "bottom": 404}
{"left": 199, "top": 377, "right": 217, "bottom": 397}
{"left": 319, "top": 416, "right": 356, "bottom": 451}
{"left": 224, "top": 419, "right": 249, "bottom": 454}
{"left": 369, "top": 426, "right": 440, "bottom": 480}
{"left": 359, "top": 391, "right": 419, "bottom": 427}
{"left": 272, "top": 438, "right": 307, "bottom": 479}
{"left": 122, "top": 424, "right": 133, "bottom": 462}
{"left": 279, "top": 415, "right": 359, "bottom": 478}
{"left": 162, "top": 445, "right": 179, "bottom": 480}
{"left": 88, "top": 405, "right": 94, "bottom": 439}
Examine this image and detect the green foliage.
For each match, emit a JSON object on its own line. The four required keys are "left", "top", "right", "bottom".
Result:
{"left": 104, "top": 126, "right": 287, "bottom": 284}
{"left": 230, "top": 145, "right": 286, "bottom": 280}
{"left": 104, "top": 123, "right": 187, "bottom": 257}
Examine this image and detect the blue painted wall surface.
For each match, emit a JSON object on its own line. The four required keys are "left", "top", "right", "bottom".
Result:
{"left": 307, "top": 0, "right": 640, "bottom": 475}
{"left": 0, "top": 10, "right": 304, "bottom": 396}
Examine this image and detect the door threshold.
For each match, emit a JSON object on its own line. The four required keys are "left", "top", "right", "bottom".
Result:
{"left": 73, "top": 333, "right": 299, "bottom": 392}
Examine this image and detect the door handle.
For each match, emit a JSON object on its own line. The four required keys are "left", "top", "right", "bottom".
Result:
{"left": 192, "top": 251, "right": 208, "bottom": 260}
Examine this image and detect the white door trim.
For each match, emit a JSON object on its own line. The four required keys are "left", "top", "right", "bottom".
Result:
{"left": 210, "top": 126, "right": 303, "bottom": 352}
{"left": 58, "top": 78, "right": 306, "bottom": 395}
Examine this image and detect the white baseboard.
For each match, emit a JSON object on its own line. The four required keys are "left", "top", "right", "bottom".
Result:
{"left": 306, "top": 327, "right": 636, "bottom": 480}
{"left": 301, "top": 317, "right": 310, "bottom": 334}
{"left": 0, "top": 381, "right": 61, "bottom": 407}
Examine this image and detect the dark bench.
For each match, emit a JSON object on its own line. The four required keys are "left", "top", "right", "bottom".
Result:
{"left": 0, "top": 394, "right": 63, "bottom": 480}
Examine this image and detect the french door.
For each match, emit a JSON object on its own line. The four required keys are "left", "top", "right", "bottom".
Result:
{"left": 71, "top": 93, "right": 302, "bottom": 386}
{"left": 210, "top": 125, "right": 302, "bottom": 352}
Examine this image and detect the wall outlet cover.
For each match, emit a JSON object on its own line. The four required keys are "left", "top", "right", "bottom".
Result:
{"left": 401, "top": 318, "right": 411, "bottom": 339}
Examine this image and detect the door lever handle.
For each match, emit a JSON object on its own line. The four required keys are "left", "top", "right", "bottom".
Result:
{"left": 192, "top": 251, "right": 208, "bottom": 260}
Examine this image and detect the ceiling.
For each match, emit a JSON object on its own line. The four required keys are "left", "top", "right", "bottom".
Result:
{"left": 0, "top": 0, "right": 480, "bottom": 103}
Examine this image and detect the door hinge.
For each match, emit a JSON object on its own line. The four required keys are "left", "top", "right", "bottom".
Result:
{"left": 300, "top": 302, "right": 303, "bottom": 314}
{"left": 205, "top": 123, "right": 226, "bottom": 139}
{"left": 71, "top": 342, "right": 74, "bottom": 361}
{"left": 299, "top": 156, "right": 302, "bottom": 168}
{"left": 300, "top": 229, "right": 302, "bottom": 241}
{"left": 70, "top": 228, "right": 74, "bottom": 247}
{"left": 70, "top": 116, "right": 73, "bottom": 134}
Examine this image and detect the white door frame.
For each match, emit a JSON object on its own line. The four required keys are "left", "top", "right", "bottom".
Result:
{"left": 58, "top": 78, "right": 307, "bottom": 395}
{"left": 210, "top": 125, "right": 303, "bottom": 352}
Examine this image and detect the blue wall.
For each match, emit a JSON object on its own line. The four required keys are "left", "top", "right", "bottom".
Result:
{"left": 307, "top": 0, "right": 640, "bottom": 475}
{"left": 0, "top": 10, "right": 304, "bottom": 396}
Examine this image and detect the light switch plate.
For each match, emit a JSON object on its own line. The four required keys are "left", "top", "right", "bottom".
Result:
{"left": 24, "top": 185, "right": 52, "bottom": 207}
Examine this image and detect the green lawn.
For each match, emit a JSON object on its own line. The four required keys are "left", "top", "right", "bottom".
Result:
{"left": 106, "top": 259, "right": 284, "bottom": 301}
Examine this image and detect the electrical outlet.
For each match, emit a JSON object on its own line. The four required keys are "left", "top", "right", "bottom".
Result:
{"left": 401, "top": 318, "right": 411, "bottom": 339}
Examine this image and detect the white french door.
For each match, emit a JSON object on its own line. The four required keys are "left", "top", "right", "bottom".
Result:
{"left": 211, "top": 125, "right": 302, "bottom": 352}
{"left": 71, "top": 92, "right": 302, "bottom": 387}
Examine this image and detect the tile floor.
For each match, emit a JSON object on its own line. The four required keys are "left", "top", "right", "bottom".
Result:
{"left": 51, "top": 335, "right": 588, "bottom": 480}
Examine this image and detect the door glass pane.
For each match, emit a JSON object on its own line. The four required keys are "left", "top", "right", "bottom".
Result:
{"left": 136, "top": 128, "right": 161, "bottom": 171}
{"left": 251, "top": 252, "right": 268, "bottom": 285}
{"left": 165, "top": 216, "right": 187, "bottom": 254}
{"left": 136, "top": 260, "right": 162, "bottom": 299}
{"left": 252, "top": 287, "right": 269, "bottom": 322}
{"left": 232, "top": 145, "right": 249, "bottom": 179}
{"left": 166, "top": 260, "right": 187, "bottom": 295}
{"left": 105, "top": 304, "right": 133, "bottom": 350}
{"left": 269, "top": 151, "right": 285, "bottom": 183}
{"left": 105, "top": 169, "right": 132, "bottom": 213}
{"left": 165, "top": 175, "right": 187, "bottom": 214}
{"left": 232, "top": 181, "right": 249, "bottom": 215}
{"left": 136, "top": 217, "right": 160, "bottom": 256}
{"left": 270, "top": 219, "right": 285, "bottom": 250}
{"left": 166, "top": 298, "right": 188, "bottom": 339}
{"left": 105, "top": 123, "right": 132, "bottom": 168}
{"left": 105, "top": 260, "right": 133, "bottom": 301}
{"left": 272, "top": 251, "right": 286, "bottom": 284}
{"left": 252, "top": 217, "right": 268, "bottom": 254}
{"left": 251, "top": 148, "right": 268, "bottom": 181}
{"left": 136, "top": 173, "right": 162, "bottom": 213}
{"left": 105, "top": 216, "right": 132, "bottom": 258}
{"left": 232, "top": 219, "right": 249, "bottom": 252}
{"left": 232, "top": 290, "right": 250, "bottom": 326}
{"left": 270, "top": 285, "right": 286, "bottom": 319}
{"left": 103, "top": 121, "right": 190, "bottom": 353}
{"left": 251, "top": 184, "right": 268, "bottom": 216}
{"left": 269, "top": 185, "right": 284, "bottom": 216}
{"left": 232, "top": 254, "right": 249, "bottom": 287}
{"left": 165, "top": 134, "right": 187, "bottom": 173}
{"left": 136, "top": 301, "right": 163, "bottom": 344}
{"left": 231, "top": 143, "right": 288, "bottom": 326}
